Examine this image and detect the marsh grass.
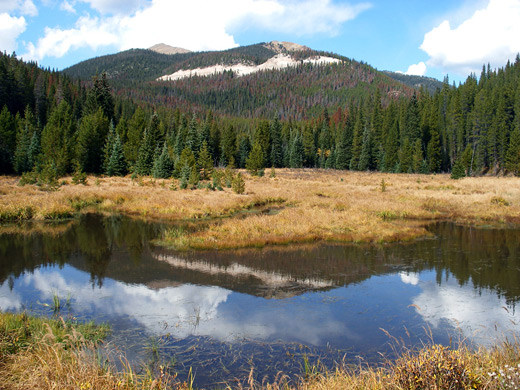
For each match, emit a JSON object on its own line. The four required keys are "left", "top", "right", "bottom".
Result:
{"left": 0, "top": 312, "right": 193, "bottom": 390}
{"left": 1, "top": 170, "right": 520, "bottom": 248}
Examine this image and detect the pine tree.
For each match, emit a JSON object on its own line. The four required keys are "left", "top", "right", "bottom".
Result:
{"left": 125, "top": 108, "right": 147, "bottom": 166}
{"left": 246, "top": 142, "right": 265, "bottom": 176}
{"left": 107, "top": 134, "right": 126, "bottom": 176}
{"left": 398, "top": 138, "right": 413, "bottom": 173}
{"left": 27, "top": 130, "right": 41, "bottom": 171}
{"left": 505, "top": 125, "right": 520, "bottom": 175}
{"left": 289, "top": 133, "right": 304, "bottom": 168}
{"left": 174, "top": 147, "right": 196, "bottom": 178}
{"left": 427, "top": 129, "right": 442, "bottom": 173}
{"left": 0, "top": 105, "right": 16, "bottom": 173}
{"left": 221, "top": 124, "right": 237, "bottom": 166}
{"left": 76, "top": 108, "right": 109, "bottom": 174}
{"left": 13, "top": 106, "right": 37, "bottom": 173}
{"left": 357, "top": 125, "right": 372, "bottom": 171}
{"left": 237, "top": 135, "right": 251, "bottom": 168}
{"left": 135, "top": 128, "right": 155, "bottom": 176}
{"left": 412, "top": 139, "right": 423, "bottom": 173}
{"left": 41, "top": 100, "right": 75, "bottom": 175}
{"left": 197, "top": 141, "right": 213, "bottom": 180}
{"left": 84, "top": 72, "right": 115, "bottom": 121}
{"left": 152, "top": 142, "right": 173, "bottom": 179}
{"left": 450, "top": 157, "right": 466, "bottom": 179}
{"left": 103, "top": 121, "right": 116, "bottom": 174}
{"left": 232, "top": 172, "right": 245, "bottom": 194}
{"left": 270, "top": 118, "right": 283, "bottom": 168}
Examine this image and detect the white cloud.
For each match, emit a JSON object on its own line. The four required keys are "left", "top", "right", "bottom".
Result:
{"left": 60, "top": 0, "right": 76, "bottom": 13}
{"left": 421, "top": 0, "right": 520, "bottom": 75}
{"left": 22, "top": 0, "right": 370, "bottom": 62}
{"left": 79, "top": 0, "right": 145, "bottom": 15}
{"left": 0, "top": 0, "right": 37, "bottom": 16}
{"left": 24, "top": 14, "right": 119, "bottom": 61}
{"left": 234, "top": 0, "right": 372, "bottom": 36}
{"left": 0, "top": 13, "right": 27, "bottom": 53}
{"left": 404, "top": 61, "right": 427, "bottom": 76}
{"left": 412, "top": 278, "right": 520, "bottom": 346}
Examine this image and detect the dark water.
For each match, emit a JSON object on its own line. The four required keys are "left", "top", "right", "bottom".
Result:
{"left": 0, "top": 214, "right": 519, "bottom": 388}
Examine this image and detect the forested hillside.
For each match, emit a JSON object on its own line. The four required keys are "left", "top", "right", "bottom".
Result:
{"left": 1, "top": 51, "right": 520, "bottom": 184}
{"left": 63, "top": 43, "right": 416, "bottom": 119}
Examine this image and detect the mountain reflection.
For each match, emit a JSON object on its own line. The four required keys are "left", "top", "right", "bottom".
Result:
{"left": 0, "top": 214, "right": 519, "bottom": 348}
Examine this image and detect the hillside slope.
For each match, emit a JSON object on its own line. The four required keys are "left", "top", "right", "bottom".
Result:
{"left": 63, "top": 41, "right": 417, "bottom": 119}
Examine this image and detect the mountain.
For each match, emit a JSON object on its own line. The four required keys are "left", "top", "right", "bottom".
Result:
{"left": 382, "top": 71, "right": 445, "bottom": 94}
{"left": 148, "top": 43, "right": 191, "bottom": 55}
{"left": 63, "top": 41, "right": 416, "bottom": 119}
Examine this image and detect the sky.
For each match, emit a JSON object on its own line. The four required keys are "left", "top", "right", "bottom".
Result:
{"left": 1, "top": 0, "right": 520, "bottom": 83}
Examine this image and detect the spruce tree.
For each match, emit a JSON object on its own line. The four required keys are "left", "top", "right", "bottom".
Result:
{"left": 107, "top": 134, "right": 126, "bottom": 176}
{"left": 427, "top": 129, "right": 442, "bottom": 173}
{"left": 289, "top": 134, "right": 304, "bottom": 168}
{"left": 237, "top": 136, "right": 251, "bottom": 168}
{"left": 197, "top": 141, "right": 213, "bottom": 180}
{"left": 103, "top": 121, "right": 116, "bottom": 175}
{"left": 398, "top": 138, "right": 413, "bottom": 173}
{"left": 270, "top": 118, "right": 283, "bottom": 168}
{"left": 76, "top": 108, "right": 110, "bottom": 174}
{"left": 246, "top": 142, "right": 265, "bottom": 176}
{"left": 41, "top": 100, "right": 75, "bottom": 176}
{"left": 135, "top": 128, "right": 155, "bottom": 176}
{"left": 505, "top": 125, "right": 520, "bottom": 175}
{"left": 152, "top": 142, "right": 173, "bottom": 179}
{"left": 0, "top": 105, "right": 16, "bottom": 173}
{"left": 412, "top": 139, "right": 423, "bottom": 173}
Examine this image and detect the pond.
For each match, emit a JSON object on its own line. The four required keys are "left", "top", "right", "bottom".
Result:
{"left": 1, "top": 213, "right": 519, "bottom": 388}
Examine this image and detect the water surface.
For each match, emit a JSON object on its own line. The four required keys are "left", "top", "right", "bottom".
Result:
{"left": 0, "top": 214, "right": 519, "bottom": 387}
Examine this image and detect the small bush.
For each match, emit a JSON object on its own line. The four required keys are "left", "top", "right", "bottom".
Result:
{"left": 491, "top": 196, "right": 510, "bottom": 206}
{"left": 393, "top": 344, "right": 480, "bottom": 390}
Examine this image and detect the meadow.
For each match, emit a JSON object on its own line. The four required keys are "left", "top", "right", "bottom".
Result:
{"left": 1, "top": 169, "right": 519, "bottom": 250}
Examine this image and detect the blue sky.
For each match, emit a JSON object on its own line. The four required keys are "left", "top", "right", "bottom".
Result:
{"left": 1, "top": 0, "right": 519, "bottom": 83}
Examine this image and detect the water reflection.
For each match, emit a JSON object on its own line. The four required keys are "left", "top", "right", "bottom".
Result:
{"left": 0, "top": 215, "right": 519, "bottom": 386}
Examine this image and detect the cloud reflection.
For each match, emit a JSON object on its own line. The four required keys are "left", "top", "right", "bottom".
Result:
{"left": 1, "top": 267, "right": 348, "bottom": 346}
{"left": 410, "top": 276, "right": 520, "bottom": 345}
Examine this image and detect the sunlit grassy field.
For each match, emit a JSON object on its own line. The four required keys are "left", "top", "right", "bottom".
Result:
{"left": 1, "top": 169, "right": 520, "bottom": 249}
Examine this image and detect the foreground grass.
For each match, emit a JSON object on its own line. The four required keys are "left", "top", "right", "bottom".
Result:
{"left": 0, "top": 312, "right": 191, "bottom": 390}
{"left": 2, "top": 312, "right": 520, "bottom": 389}
{"left": 1, "top": 170, "right": 520, "bottom": 249}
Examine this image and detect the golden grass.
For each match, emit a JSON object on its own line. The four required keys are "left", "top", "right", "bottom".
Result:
{"left": 1, "top": 170, "right": 520, "bottom": 249}
{"left": 0, "top": 312, "right": 188, "bottom": 390}
{"left": 2, "top": 312, "right": 520, "bottom": 389}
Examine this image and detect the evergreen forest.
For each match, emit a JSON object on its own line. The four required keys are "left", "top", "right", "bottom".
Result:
{"left": 2, "top": 50, "right": 520, "bottom": 183}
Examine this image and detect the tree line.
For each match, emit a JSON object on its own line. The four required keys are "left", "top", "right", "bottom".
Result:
{"left": 1, "top": 51, "right": 520, "bottom": 183}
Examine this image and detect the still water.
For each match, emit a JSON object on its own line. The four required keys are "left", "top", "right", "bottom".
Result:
{"left": 0, "top": 214, "right": 519, "bottom": 387}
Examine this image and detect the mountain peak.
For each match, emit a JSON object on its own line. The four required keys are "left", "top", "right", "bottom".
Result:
{"left": 263, "top": 41, "right": 310, "bottom": 53}
{"left": 149, "top": 43, "right": 191, "bottom": 55}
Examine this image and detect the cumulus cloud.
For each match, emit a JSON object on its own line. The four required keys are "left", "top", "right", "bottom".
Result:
{"left": 60, "top": 0, "right": 76, "bottom": 13}
{"left": 0, "top": 0, "right": 37, "bottom": 16}
{"left": 0, "top": 13, "right": 27, "bottom": 53}
{"left": 24, "top": 15, "right": 119, "bottom": 60}
{"left": 237, "top": 0, "right": 372, "bottom": 36}
{"left": 79, "top": 0, "right": 145, "bottom": 15}
{"left": 22, "top": 0, "right": 370, "bottom": 61}
{"left": 421, "top": 0, "right": 520, "bottom": 75}
{"left": 404, "top": 61, "right": 427, "bottom": 76}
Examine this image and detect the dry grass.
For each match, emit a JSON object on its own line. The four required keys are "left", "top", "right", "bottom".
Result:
{"left": 0, "top": 312, "right": 190, "bottom": 390}
{"left": 243, "top": 340, "right": 520, "bottom": 390}
{"left": 2, "top": 313, "right": 520, "bottom": 390}
{"left": 1, "top": 170, "right": 520, "bottom": 249}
